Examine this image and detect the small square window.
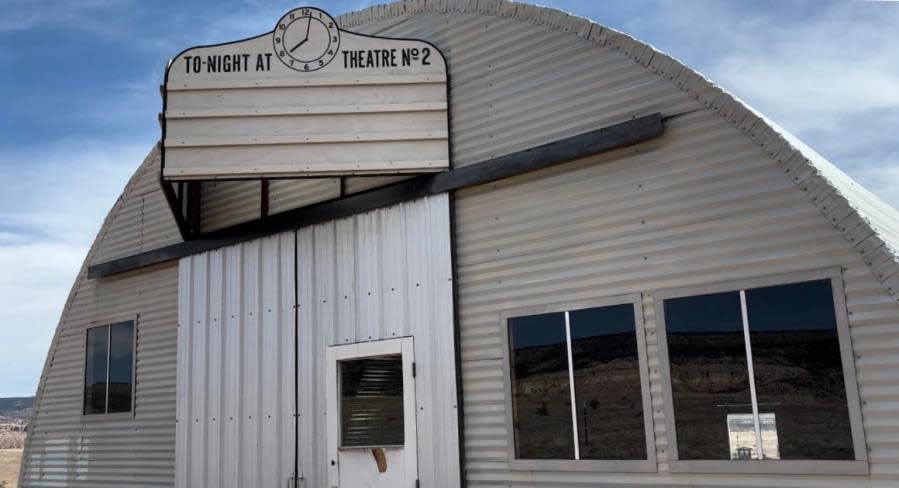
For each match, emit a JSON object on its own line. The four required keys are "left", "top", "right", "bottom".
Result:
{"left": 84, "top": 321, "right": 134, "bottom": 415}
{"left": 339, "top": 355, "right": 404, "bottom": 447}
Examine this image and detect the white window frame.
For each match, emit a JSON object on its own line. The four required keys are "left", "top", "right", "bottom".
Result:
{"left": 81, "top": 314, "right": 138, "bottom": 421}
{"left": 654, "top": 267, "right": 868, "bottom": 475}
{"left": 326, "top": 337, "right": 417, "bottom": 486}
{"left": 500, "top": 293, "right": 657, "bottom": 473}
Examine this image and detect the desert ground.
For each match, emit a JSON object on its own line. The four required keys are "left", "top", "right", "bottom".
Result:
{"left": 0, "top": 448, "right": 22, "bottom": 488}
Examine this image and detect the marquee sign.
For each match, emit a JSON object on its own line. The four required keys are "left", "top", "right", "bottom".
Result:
{"left": 162, "top": 6, "right": 448, "bottom": 180}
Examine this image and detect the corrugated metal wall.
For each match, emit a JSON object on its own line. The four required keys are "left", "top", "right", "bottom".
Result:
{"left": 295, "top": 194, "right": 459, "bottom": 487}
{"left": 173, "top": 195, "right": 457, "bottom": 488}
{"left": 26, "top": 2, "right": 899, "bottom": 488}
{"left": 20, "top": 263, "right": 179, "bottom": 487}
{"left": 175, "top": 233, "right": 295, "bottom": 488}
{"left": 453, "top": 110, "right": 899, "bottom": 487}
{"left": 91, "top": 149, "right": 181, "bottom": 264}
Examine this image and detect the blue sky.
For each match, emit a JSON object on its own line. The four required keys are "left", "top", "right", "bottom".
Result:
{"left": 1, "top": 0, "right": 897, "bottom": 397}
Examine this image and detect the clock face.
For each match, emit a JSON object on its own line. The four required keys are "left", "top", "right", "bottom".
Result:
{"left": 273, "top": 7, "right": 340, "bottom": 72}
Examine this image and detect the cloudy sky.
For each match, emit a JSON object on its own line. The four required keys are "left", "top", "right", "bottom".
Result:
{"left": 1, "top": 0, "right": 897, "bottom": 397}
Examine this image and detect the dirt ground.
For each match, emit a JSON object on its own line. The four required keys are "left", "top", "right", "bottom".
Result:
{"left": 0, "top": 449, "right": 22, "bottom": 488}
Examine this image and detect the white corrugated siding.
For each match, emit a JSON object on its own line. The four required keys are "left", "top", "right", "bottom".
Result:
{"left": 21, "top": 263, "right": 179, "bottom": 487}
{"left": 175, "top": 233, "right": 295, "bottom": 488}
{"left": 295, "top": 194, "right": 459, "bottom": 487}
{"left": 454, "top": 110, "right": 899, "bottom": 487}
{"left": 27, "top": 1, "right": 899, "bottom": 487}
{"left": 200, "top": 180, "right": 262, "bottom": 233}
{"left": 91, "top": 149, "right": 181, "bottom": 264}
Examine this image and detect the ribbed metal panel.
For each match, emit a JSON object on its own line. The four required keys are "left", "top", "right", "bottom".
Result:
{"left": 199, "top": 180, "right": 262, "bottom": 233}
{"left": 91, "top": 150, "right": 181, "bottom": 265}
{"left": 268, "top": 179, "right": 341, "bottom": 214}
{"left": 295, "top": 194, "right": 459, "bottom": 487}
{"left": 21, "top": 263, "right": 178, "bottom": 488}
{"left": 344, "top": 175, "right": 412, "bottom": 195}
{"left": 175, "top": 233, "right": 295, "bottom": 488}
{"left": 454, "top": 110, "right": 899, "bottom": 486}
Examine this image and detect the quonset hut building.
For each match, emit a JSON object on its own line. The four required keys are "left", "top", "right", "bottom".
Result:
{"left": 19, "top": 1, "right": 899, "bottom": 487}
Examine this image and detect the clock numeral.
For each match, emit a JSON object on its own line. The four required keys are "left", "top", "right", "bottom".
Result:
{"left": 328, "top": 22, "right": 334, "bottom": 28}
{"left": 304, "top": 64, "right": 310, "bottom": 71}
{"left": 275, "top": 37, "right": 281, "bottom": 44}
{"left": 332, "top": 35, "right": 338, "bottom": 42}
{"left": 279, "top": 23, "right": 286, "bottom": 30}
{"left": 279, "top": 50, "right": 286, "bottom": 57}
{"left": 318, "top": 59, "right": 324, "bottom": 66}
{"left": 302, "top": 9, "right": 309, "bottom": 15}
{"left": 328, "top": 50, "right": 333, "bottom": 55}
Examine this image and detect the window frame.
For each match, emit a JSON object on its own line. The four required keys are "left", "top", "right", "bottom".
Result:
{"left": 654, "top": 267, "right": 868, "bottom": 475}
{"left": 500, "top": 293, "right": 657, "bottom": 473}
{"left": 81, "top": 315, "right": 138, "bottom": 421}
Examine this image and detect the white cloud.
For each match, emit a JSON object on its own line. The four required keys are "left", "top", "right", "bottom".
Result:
{"left": 0, "top": 139, "right": 148, "bottom": 396}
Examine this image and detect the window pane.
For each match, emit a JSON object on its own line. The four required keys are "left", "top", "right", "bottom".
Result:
{"left": 569, "top": 304, "right": 646, "bottom": 460}
{"left": 84, "top": 326, "right": 109, "bottom": 414}
{"left": 746, "top": 279, "right": 854, "bottom": 460}
{"left": 508, "top": 312, "right": 574, "bottom": 459}
{"left": 340, "top": 355, "right": 404, "bottom": 447}
{"left": 664, "top": 291, "right": 756, "bottom": 460}
{"left": 107, "top": 322, "right": 134, "bottom": 413}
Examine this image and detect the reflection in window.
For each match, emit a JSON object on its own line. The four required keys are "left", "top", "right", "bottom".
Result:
{"left": 83, "top": 321, "right": 134, "bottom": 415}
{"left": 509, "top": 312, "right": 573, "bottom": 459}
{"left": 340, "top": 355, "right": 404, "bottom": 447}
{"left": 569, "top": 305, "right": 645, "bottom": 460}
{"left": 508, "top": 303, "right": 648, "bottom": 461}
{"left": 664, "top": 291, "right": 753, "bottom": 460}
{"left": 727, "top": 413, "right": 779, "bottom": 460}
{"left": 746, "top": 280, "right": 853, "bottom": 460}
{"left": 663, "top": 277, "right": 856, "bottom": 462}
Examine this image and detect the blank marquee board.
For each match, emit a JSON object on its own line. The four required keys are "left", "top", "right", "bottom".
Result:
{"left": 162, "top": 6, "right": 449, "bottom": 180}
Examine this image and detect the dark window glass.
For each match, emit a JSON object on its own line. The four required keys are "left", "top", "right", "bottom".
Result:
{"left": 569, "top": 304, "right": 646, "bottom": 460}
{"left": 107, "top": 322, "right": 134, "bottom": 413}
{"left": 84, "top": 326, "right": 109, "bottom": 414}
{"left": 340, "top": 355, "right": 404, "bottom": 447}
{"left": 508, "top": 312, "right": 573, "bottom": 459}
{"left": 83, "top": 321, "right": 134, "bottom": 415}
{"left": 746, "top": 279, "right": 854, "bottom": 460}
{"left": 664, "top": 291, "right": 755, "bottom": 460}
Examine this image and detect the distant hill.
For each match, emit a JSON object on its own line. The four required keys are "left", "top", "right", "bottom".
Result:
{"left": 0, "top": 398, "right": 33, "bottom": 424}
{"left": 0, "top": 398, "right": 32, "bottom": 415}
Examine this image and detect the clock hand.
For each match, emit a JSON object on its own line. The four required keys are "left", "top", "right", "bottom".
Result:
{"left": 290, "top": 17, "right": 314, "bottom": 53}
{"left": 290, "top": 38, "right": 308, "bottom": 53}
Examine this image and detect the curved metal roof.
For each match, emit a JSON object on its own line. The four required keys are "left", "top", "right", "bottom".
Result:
{"left": 334, "top": 0, "right": 899, "bottom": 302}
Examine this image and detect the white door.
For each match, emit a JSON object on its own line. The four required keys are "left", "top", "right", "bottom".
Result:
{"left": 326, "top": 337, "right": 418, "bottom": 488}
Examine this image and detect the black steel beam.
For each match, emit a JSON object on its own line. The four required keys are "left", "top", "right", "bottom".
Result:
{"left": 88, "top": 113, "right": 663, "bottom": 279}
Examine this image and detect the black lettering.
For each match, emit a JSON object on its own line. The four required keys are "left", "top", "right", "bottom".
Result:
{"left": 390, "top": 49, "right": 397, "bottom": 67}
{"left": 192, "top": 56, "right": 201, "bottom": 73}
{"left": 242, "top": 54, "right": 251, "bottom": 71}
{"left": 402, "top": 49, "right": 410, "bottom": 67}
{"left": 256, "top": 54, "right": 265, "bottom": 71}
{"left": 422, "top": 47, "right": 431, "bottom": 66}
{"left": 207, "top": 55, "right": 218, "bottom": 73}
{"left": 184, "top": 55, "right": 193, "bottom": 73}
{"left": 265, "top": 53, "right": 272, "bottom": 70}
{"left": 343, "top": 50, "right": 350, "bottom": 68}
{"left": 366, "top": 50, "right": 374, "bottom": 67}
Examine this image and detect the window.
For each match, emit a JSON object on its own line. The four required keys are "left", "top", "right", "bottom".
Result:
{"left": 84, "top": 321, "right": 134, "bottom": 415}
{"left": 503, "top": 295, "right": 654, "bottom": 470}
{"left": 657, "top": 269, "right": 867, "bottom": 474}
{"left": 340, "top": 355, "right": 404, "bottom": 447}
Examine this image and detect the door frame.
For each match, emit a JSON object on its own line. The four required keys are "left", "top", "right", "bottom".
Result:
{"left": 326, "top": 337, "right": 418, "bottom": 487}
